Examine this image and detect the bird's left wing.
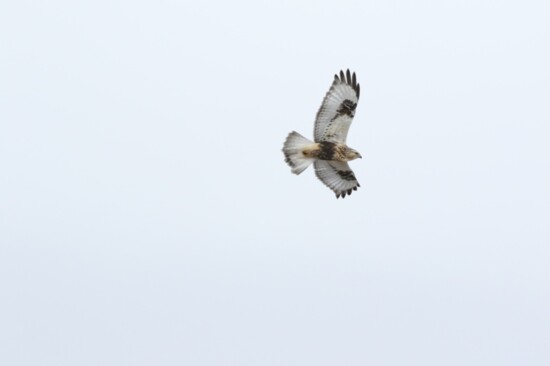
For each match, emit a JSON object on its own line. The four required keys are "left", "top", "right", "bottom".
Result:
{"left": 313, "top": 69, "right": 360, "bottom": 143}
{"left": 314, "top": 160, "right": 360, "bottom": 198}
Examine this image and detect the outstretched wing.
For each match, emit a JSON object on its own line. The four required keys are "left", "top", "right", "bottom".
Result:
{"left": 314, "top": 160, "right": 360, "bottom": 198}
{"left": 314, "top": 69, "right": 360, "bottom": 143}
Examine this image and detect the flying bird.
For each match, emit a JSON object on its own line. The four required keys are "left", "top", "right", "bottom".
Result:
{"left": 282, "top": 69, "right": 362, "bottom": 198}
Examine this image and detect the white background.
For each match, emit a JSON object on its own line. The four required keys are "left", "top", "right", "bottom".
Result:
{"left": 1, "top": 1, "right": 549, "bottom": 365}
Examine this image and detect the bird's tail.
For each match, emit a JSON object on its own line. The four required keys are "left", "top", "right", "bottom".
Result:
{"left": 282, "top": 131, "right": 316, "bottom": 175}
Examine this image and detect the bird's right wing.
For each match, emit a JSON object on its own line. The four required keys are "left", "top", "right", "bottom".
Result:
{"left": 313, "top": 69, "right": 360, "bottom": 143}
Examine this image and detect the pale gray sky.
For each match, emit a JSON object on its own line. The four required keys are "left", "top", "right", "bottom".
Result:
{"left": 1, "top": 1, "right": 549, "bottom": 365}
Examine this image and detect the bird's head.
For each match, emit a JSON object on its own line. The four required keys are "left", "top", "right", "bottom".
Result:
{"left": 346, "top": 148, "right": 362, "bottom": 161}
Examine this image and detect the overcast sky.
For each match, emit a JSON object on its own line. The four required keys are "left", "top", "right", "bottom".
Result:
{"left": 1, "top": 1, "right": 549, "bottom": 365}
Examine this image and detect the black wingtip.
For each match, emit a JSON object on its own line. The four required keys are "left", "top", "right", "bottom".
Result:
{"left": 335, "top": 69, "right": 360, "bottom": 98}
{"left": 334, "top": 183, "right": 360, "bottom": 199}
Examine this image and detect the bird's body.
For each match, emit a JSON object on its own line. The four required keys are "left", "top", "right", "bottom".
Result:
{"left": 300, "top": 141, "right": 360, "bottom": 161}
{"left": 282, "top": 69, "right": 362, "bottom": 198}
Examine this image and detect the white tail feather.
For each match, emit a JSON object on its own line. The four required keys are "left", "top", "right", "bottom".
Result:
{"left": 282, "top": 131, "right": 316, "bottom": 174}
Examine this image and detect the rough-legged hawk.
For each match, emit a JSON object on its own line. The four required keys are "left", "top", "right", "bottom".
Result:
{"left": 282, "top": 69, "right": 362, "bottom": 198}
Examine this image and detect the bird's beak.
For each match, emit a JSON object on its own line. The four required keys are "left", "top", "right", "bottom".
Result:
{"left": 358, "top": 153, "right": 363, "bottom": 159}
